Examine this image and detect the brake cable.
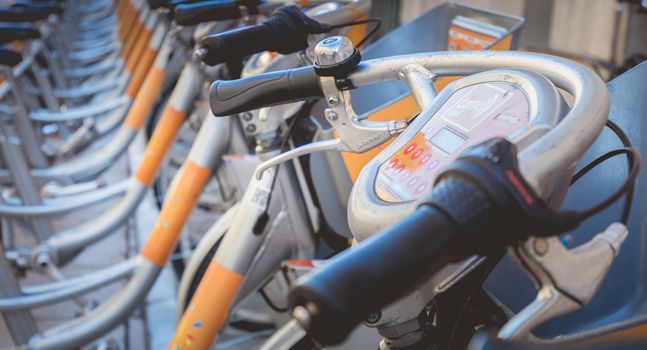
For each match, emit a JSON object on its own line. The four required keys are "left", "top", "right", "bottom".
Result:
{"left": 327, "top": 17, "right": 382, "bottom": 48}
{"left": 569, "top": 119, "right": 641, "bottom": 224}
{"left": 251, "top": 102, "right": 312, "bottom": 236}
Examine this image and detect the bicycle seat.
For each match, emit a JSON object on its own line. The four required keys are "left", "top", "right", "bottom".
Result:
{"left": 469, "top": 332, "right": 647, "bottom": 350}
{"left": 0, "top": 5, "right": 62, "bottom": 22}
{"left": 0, "top": 48, "right": 22, "bottom": 66}
{"left": 0, "top": 23, "right": 40, "bottom": 44}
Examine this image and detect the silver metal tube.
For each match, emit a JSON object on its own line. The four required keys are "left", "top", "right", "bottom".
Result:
{"left": 25, "top": 260, "right": 161, "bottom": 350}
{"left": 29, "top": 96, "right": 130, "bottom": 122}
{"left": 400, "top": 64, "right": 437, "bottom": 109}
{"left": 29, "top": 125, "right": 135, "bottom": 183}
{"left": 53, "top": 80, "right": 119, "bottom": 99}
{"left": 0, "top": 180, "right": 129, "bottom": 217}
{"left": 45, "top": 180, "right": 148, "bottom": 262}
{"left": 259, "top": 319, "right": 307, "bottom": 350}
{"left": 0, "top": 258, "right": 137, "bottom": 311}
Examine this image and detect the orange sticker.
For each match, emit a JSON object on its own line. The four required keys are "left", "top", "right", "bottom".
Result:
{"left": 169, "top": 261, "right": 243, "bottom": 350}
{"left": 124, "top": 66, "right": 167, "bottom": 131}
{"left": 133, "top": 107, "right": 186, "bottom": 185}
{"left": 125, "top": 26, "right": 153, "bottom": 73}
{"left": 118, "top": 4, "right": 137, "bottom": 44}
{"left": 123, "top": 18, "right": 145, "bottom": 60}
{"left": 447, "top": 25, "right": 497, "bottom": 51}
{"left": 125, "top": 47, "right": 157, "bottom": 98}
{"left": 141, "top": 161, "right": 211, "bottom": 266}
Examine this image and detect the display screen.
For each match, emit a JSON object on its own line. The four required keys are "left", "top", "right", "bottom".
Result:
{"left": 374, "top": 81, "right": 531, "bottom": 203}
{"left": 430, "top": 128, "right": 466, "bottom": 154}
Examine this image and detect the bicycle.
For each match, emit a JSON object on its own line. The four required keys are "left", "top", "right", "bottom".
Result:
{"left": 0, "top": 1, "right": 375, "bottom": 348}
{"left": 185, "top": 35, "right": 644, "bottom": 349}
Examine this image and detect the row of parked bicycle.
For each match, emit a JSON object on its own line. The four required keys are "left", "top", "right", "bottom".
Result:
{"left": 0, "top": 0, "right": 646, "bottom": 349}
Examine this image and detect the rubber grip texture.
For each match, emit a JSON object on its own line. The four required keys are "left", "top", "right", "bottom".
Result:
{"left": 209, "top": 66, "right": 321, "bottom": 116}
{"left": 174, "top": 1, "right": 242, "bottom": 26}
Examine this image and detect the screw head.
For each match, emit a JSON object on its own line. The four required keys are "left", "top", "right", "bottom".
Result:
{"left": 242, "top": 112, "right": 253, "bottom": 121}
{"left": 325, "top": 110, "right": 338, "bottom": 121}
{"left": 245, "top": 124, "right": 256, "bottom": 133}
{"left": 328, "top": 96, "right": 340, "bottom": 106}
{"left": 365, "top": 311, "right": 381, "bottom": 324}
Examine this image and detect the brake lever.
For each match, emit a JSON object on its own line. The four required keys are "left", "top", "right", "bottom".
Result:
{"left": 254, "top": 38, "right": 443, "bottom": 179}
{"left": 255, "top": 79, "right": 407, "bottom": 178}
{"left": 498, "top": 223, "right": 628, "bottom": 340}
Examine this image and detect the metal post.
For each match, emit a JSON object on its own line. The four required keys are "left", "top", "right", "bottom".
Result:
{"left": 0, "top": 241, "right": 38, "bottom": 345}
{"left": 0, "top": 122, "right": 55, "bottom": 242}
{"left": 1, "top": 68, "right": 49, "bottom": 168}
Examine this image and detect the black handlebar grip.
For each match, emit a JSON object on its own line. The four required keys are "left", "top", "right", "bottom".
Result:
{"left": 10, "top": 3, "right": 64, "bottom": 15}
{"left": 0, "top": 6, "right": 61, "bottom": 22}
{"left": 147, "top": 0, "right": 171, "bottom": 9}
{"left": 209, "top": 66, "right": 321, "bottom": 116}
{"left": 0, "top": 49, "right": 23, "bottom": 67}
{"left": 148, "top": 0, "right": 199, "bottom": 10}
{"left": 174, "top": 1, "right": 244, "bottom": 26}
{"left": 0, "top": 24, "right": 40, "bottom": 44}
{"left": 288, "top": 205, "right": 456, "bottom": 345}
{"left": 198, "top": 6, "right": 317, "bottom": 66}
{"left": 288, "top": 178, "right": 495, "bottom": 345}
{"left": 199, "top": 22, "right": 271, "bottom": 65}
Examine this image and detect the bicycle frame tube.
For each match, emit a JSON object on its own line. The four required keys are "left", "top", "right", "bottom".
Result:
{"left": 3, "top": 1, "right": 374, "bottom": 347}
{"left": 41, "top": 63, "right": 202, "bottom": 264}
{"left": 0, "top": 28, "right": 171, "bottom": 186}
{"left": 22, "top": 115, "right": 230, "bottom": 350}
{"left": 169, "top": 151, "right": 279, "bottom": 350}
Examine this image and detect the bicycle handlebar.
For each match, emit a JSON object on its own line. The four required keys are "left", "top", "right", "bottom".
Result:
{"left": 0, "top": 5, "right": 63, "bottom": 22}
{"left": 0, "top": 24, "right": 40, "bottom": 44}
{"left": 288, "top": 200, "right": 463, "bottom": 344}
{"left": 197, "top": 6, "right": 329, "bottom": 66}
{"left": 0, "top": 48, "right": 23, "bottom": 67}
{"left": 173, "top": 0, "right": 261, "bottom": 26}
{"left": 148, "top": 0, "right": 198, "bottom": 10}
{"left": 288, "top": 137, "right": 585, "bottom": 345}
{"left": 209, "top": 66, "right": 322, "bottom": 115}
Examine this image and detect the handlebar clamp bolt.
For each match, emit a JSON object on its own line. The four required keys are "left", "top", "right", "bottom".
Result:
{"left": 532, "top": 238, "right": 549, "bottom": 256}
{"left": 194, "top": 48, "right": 208, "bottom": 61}
{"left": 293, "top": 304, "right": 316, "bottom": 329}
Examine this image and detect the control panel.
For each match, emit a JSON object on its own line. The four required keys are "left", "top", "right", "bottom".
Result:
{"left": 348, "top": 69, "right": 566, "bottom": 242}
{"left": 375, "top": 81, "right": 530, "bottom": 202}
